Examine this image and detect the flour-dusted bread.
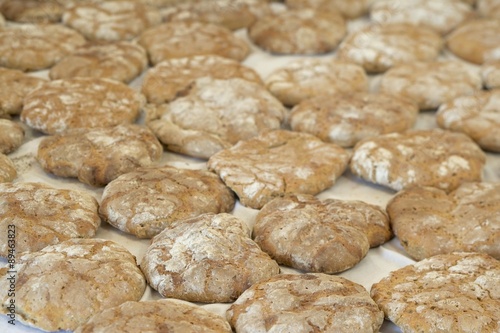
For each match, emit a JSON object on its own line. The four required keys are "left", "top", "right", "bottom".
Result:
{"left": 147, "top": 77, "right": 286, "bottom": 159}
{"left": 254, "top": 194, "right": 392, "bottom": 273}
{"left": 370, "top": 0, "right": 473, "bottom": 35}
{"left": 289, "top": 92, "right": 418, "bottom": 147}
{"left": 285, "top": 0, "right": 370, "bottom": 19}
{"left": 0, "top": 24, "right": 86, "bottom": 71}
{"left": 265, "top": 58, "right": 368, "bottom": 106}
{"left": 0, "top": 119, "right": 24, "bottom": 154}
{"left": 21, "top": 77, "right": 144, "bottom": 135}
{"left": 161, "top": 0, "right": 271, "bottom": 30}
{"left": 478, "top": 0, "right": 500, "bottom": 19}
{"left": 75, "top": 299, "right": 232, "bottom": 333}
{"left": 482, "top": 60, "right": 500, "bottom": 89}
{"left": 446, "top": 19, "right": 500, "bottom": 65}
{"left": 248, "top": 8, "right": 346, "bottom": 55}
{"left": 140, "top": 213, "right": 280, "bottom": 303}
{"left": 0, "top": 67, "right": 46, "bottom": 117}
{"left": 436, "top": 89, "right": 500, "bottom": 152}
{"left": 139, "top": 21, "right": 250, "bottom": 65}
{"left": 337, "top": 23, "right": 443, "bottom": 73}
{"left": 387, "top": 182, "right": 500, "bottom": 260}
{"left": 228, "top": 273, "right": 384, "bottom": 333}
{"left": 50, "top": 41, "right": 148, "bottom": 83}
{"left": 0, "top": 182, "right": 100, "bottom": 257}
{"left": 379, "top": 60, "right": 482, "bottom": 110}
{"left": 0, "top": 238, "right": 146, "bottom": 332}
{"left": 0, "top": 0, "right": 64, "bottom": 23}
{"left": 371, "top": 252, "right": 500, "bottom": 333}
{"left": 62, "top": 1, "right": 162, "bottom": 41}
{"left": 100, "top": 165, "right": 235, "bottom": 238}
{"left": 208, "top": 130, "right": 350, "bottom": 209}
{"left": 350, "top": 129, "right": 486, "bottom": 192}
{"left": 37, "top": 124, "right": 163, "bottom": 186}
{"left": 0, "top": 153, "right": 16, "bottom": 182}
{"left": 142, "top": 55, "right": 262, "bottom": 105}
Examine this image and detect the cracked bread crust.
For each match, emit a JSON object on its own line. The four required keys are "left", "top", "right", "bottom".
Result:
{"left": 265, "top": 58, "right": 368, "bottom": 106}
{"left": 0, "top": 67, "right": 46, "bottom": 117}
{"left": 370, "top": 0, "right": 473, "bottom": 35}
{"left": 138, "top": 21, "right": 250, "bottom": 65}
{"left": 0, "top": 119, "right": 24, "bottom": 154}
{"left": 436, "top": 90, "right": 500, "bottom": 152}
{"left": 0, "top": 153, "right": 16, "bottom": 183}
{"left": 21, "top": 77, "right": 144, "bottom": 135}
{"left": 0, "top": 182, "right": 100, "bottom": 257}
{"left": 337, "top": 23, "right": 443, "bottom": 73}
{"left": 289, "top": 92, "right": 418, "bottom": 148}
{"left": 0, "top": 24, "right": 86, "bottom": 71}
{"left": 285, "top": 0, "right": 370, "bottom": 19}
{"left": 350, "top": 129, "right": 486, "bottom": 192}
{"left": 0, "top": 238, "right": 146, "bottom": 332}
{"left": 49, "top": 41, "right": 148, "bottom": 83}
{"left": 208, "top": 130, "right": 350, "bottom": 209}
{"left": 254, "top": 194, "right": 392, "bottom": 273}
{"left": 100, "top": 165, "right": 235, "bottom": 238}
{"left": 37, "top": 124, "right": 162, "bottom": 187}
{"left": 0, "top": 0, "right": 64, "bottom": 23}
{"left": 140, "top": 213, "right": 280, "bottom": 303}
{"left": 379, "top": 60, "right": 482, "bottom": 110}
{"left": 227, "top": 273, "right": 384, "bottom": 333}
{"left": 371, "top": 252, "right": 500, "bottom": 333}
{"left": 62, "top": 1, "right": 162, "bottom": 41}
{"left": 160, "top": 0, "right": 271, "bottom": 30}
{"left": 482, "top": 60, "right": 500, "bottom": 89}
{"left": 142, "top": 55, "right": 263, "bottom": 105}
{"left": 387, "top": 182, "right": 500, "bottom": 261}
{"left": 248, "top": 8, "right": 346, "bottom": 55}
{"left": 146, "top": 77, "right": 286, "bottom": 159}
{"left": 447, "top": 19, "right": 500, "bottom": 65}
{"left": 75, "top": 299, "right": 232, "bottom": 333}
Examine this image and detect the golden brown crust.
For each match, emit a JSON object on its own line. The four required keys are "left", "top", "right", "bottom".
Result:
{"left": 446, "top": 19, "right": 500, "bottom": 65}
{"left": 0, "top": 0, "right": 64, "bottom": 23}
{"left": 285, "top": 0, "right": 370, "bottom": 19}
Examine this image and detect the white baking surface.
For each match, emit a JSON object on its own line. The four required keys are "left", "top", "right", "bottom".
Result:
{"left": 1, "top": 12, "right": 500, "bottom": 333}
